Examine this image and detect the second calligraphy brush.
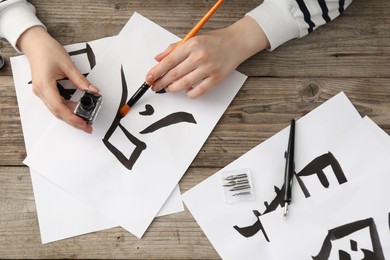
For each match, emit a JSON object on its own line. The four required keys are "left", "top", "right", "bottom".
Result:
{"left": 119, "top": 0, "right": 224, "bottom": 118}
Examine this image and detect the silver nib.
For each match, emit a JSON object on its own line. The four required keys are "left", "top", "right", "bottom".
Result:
{"left": 283, "top": 204, "right": 289, "bottom": 220}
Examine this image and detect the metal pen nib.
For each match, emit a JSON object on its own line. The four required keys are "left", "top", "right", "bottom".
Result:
{"left": 283, "top": 119, "right": 295, "bottom": 221}
{"left": 283, "top": 204, "right": 289, "bottom": 220}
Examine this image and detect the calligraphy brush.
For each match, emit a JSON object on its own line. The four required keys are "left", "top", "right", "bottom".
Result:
{"left": 119, "top": 0, "right": 224, "bottom": 118}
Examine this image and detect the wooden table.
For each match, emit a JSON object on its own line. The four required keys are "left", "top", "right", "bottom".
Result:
{"left": 1, "top": 0, "right": 389, "bottom": 259}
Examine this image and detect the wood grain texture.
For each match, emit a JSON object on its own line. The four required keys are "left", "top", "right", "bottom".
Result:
{"left": 0, "top": 0, "right": 389, "bottom": 259}
{"left": 0, "top": 167, "right": 219, "bottom": 259}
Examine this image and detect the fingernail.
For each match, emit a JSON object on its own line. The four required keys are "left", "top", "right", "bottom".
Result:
{"left": 154, "top": 53, "right": 162, "bottom": 60}
{"left": 76, "top": 122, "right": 86, "bottom": 128}
{"left": 85, "top": 126, "right": 93, "bottom": 134}
{"left": 146, "top": 75, "right": 154, "bottom": 84}
{"left": 88, "top": 84, "right": 99, "bottom": 92}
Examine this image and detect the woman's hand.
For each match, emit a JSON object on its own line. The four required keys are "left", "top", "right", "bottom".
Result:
{"left": 17, "top": 26, "right": 99, "bottom": 133}
{"left": 146, "top": 16, "right": 270, "bottom": 98}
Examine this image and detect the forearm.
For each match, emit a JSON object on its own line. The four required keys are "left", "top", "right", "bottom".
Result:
{"left": 17, "top": 26, "right": 53, "bottom": 58}
{"left": 221, "top": 15, "right": 270, "bottom": 66}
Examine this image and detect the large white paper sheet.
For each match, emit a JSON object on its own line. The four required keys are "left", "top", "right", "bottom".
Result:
{"left": 24, "top": 12, "right": 247, "bottom": 238}
{"left": 11, "top": 36, "right": 183, "bottom": 243}
{"left": 260, "top": 118, "right": 390, "bottom": 259}
{"left": 182, "top": 92, "right": 363, "bottom": 260}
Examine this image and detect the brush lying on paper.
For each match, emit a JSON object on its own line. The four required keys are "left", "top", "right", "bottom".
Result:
{"left": 222, "top": 169, "right": 255, "bottom": 204}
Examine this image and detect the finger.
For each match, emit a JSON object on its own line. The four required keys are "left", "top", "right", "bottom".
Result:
{"left": 39, "top": 81, "right": 92, "bottom": 133}
{"left": 154, "top": 43, "right": 178, "bottom": 62}
{"left": 64, "top": 63, "right": 99, "bottom": 93}
{"left": 57, "top": 100, "right": 93, "bottom": 134}
{"left": 64, "top": 99, "right": 78, "bottom": 111}
{"left": 146, "top": 45, "right": 186, "bottom": 87}
{"left": 186, "top": 77, "right": 216, "bottom": 98}
{"left": 31, "top": 80, "right": 43, "bottom": 98}
{"left": 165, "top": 67, "right": 209, "bottom": 93}
{"left": 151, "top": 51, "right": 201, "bottom": 92}
{"left": 64, "top": 100, "right": 93, "bottom": 134}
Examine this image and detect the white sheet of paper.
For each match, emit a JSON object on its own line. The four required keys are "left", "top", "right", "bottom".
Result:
{"left": 182, "top": 92, "right": 363, "bottom": 260}
{"left": 260, "top": 118, "right": 390, "bottom": 259}
{"left": 24, "top": 12, "right": 247, "bottom": 238}
{"left": 11, "top": 36, "right": 183, "bottom": 243}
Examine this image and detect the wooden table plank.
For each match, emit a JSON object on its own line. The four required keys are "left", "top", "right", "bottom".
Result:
{"left": 0, "top": 167, "right": 219, "bottom": 259}
{"left": 1, "top": 0, "right": 389, "bottom": 78}
{"left": 240, "top": 0, "right": 390, "bottom": 77}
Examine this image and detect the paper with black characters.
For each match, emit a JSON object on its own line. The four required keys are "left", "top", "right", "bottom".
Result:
{"left": 24, "top": 12, "right": 247, "bottom": 238}
{"left": 11, "top": 36, "right": 184, "bottom": 243}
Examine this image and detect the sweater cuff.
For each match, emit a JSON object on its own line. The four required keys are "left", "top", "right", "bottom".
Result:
{"left": 0, "top": 2, "right": 45, "bottom": 52}
{"left": 246, "top": 0, "right": 300, "bottom": 51}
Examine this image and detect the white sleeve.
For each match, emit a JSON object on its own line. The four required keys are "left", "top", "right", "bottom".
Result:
{"left": 246, "top": 0, "right": 353, "bottom": 51}
{"left": 0, "top": 0, "right": 45, "bottom": 52}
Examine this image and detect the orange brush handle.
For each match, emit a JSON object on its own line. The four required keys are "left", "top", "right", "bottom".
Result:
{"left": 119, "top": 0, "right": 224, "bottom": 118}
{"left": 172, "top": 0, "right": 224, "bottom": 52}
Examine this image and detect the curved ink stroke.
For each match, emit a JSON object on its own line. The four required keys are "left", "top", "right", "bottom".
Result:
{"left": 312, "top": 218, "right": 385, "bottom": 260}
{"left": 233, "top": 184, "right": 284, "bottom": 240}
{"left": 296, "top": 152, "right": 346, "bottom": 198}
{"left": 117, "top": 65, "right": 129, "bottom": 113}
{"left": 234, "top": 152, "right": 347, "bottom": 240}
{"left": 85, "top": 43, "right": 97, "bottom": 69}
{"left": 139, "top": 112, "right": 197, "bottom": 134}
{"left": 155, "top": 88, "right": 166, "bottom": 94}
{"left": 263, "top": 185, "right": 285, "bottom": 214}
{"left": 103, "top": 121, "right": 147, "bottom": 171}
{"left": 102, "top": 65, "right": 128, "bottom": 137}
{"left": 103, "top": 65, "right": 149, "bottom": 171}
{"left": 68, "top": 42, "right": 96, "bottom": 69}
{"left": 139, "top": 104, "right": 154, "bottom": 116}
{"left": 233, "top": 210, "right": 270, "bottom": 242}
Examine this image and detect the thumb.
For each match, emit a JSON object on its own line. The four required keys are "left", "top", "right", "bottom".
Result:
{"left": 65, "top": 63, "right": 99, "bottom": 93}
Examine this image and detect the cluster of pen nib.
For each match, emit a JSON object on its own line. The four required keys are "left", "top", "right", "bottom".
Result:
{"left": 223, "top": 173, "right": 251, "bottom": 197}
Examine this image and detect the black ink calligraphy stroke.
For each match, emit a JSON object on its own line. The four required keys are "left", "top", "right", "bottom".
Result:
{"left": 139, "top": 104, "right": 154, "bottom": 116}
{"left": 102, "top": 65, "right": 147, "bottom": 171}
{"left": 233, "top": 210, "right": 269, "bottom": 242}
{"left": 140, "top": 112, "right": 197, "bottom": 134}
{"left": 233, "top": 152, "right": 346, "bottom": 241}
{"left": 232, "top": 185, "right": 284, "bottom": 242}
{"left": 296, "top": 152, "right": 347, "bottom": 198}
{"left": 68, "top": 43, "right": 96, "bottom": 70}
{"left": 103, "top": 65, "right": 198, "bottom": 171}
{"left": 312, "top": 217, "right": 385, "bottom": 260}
